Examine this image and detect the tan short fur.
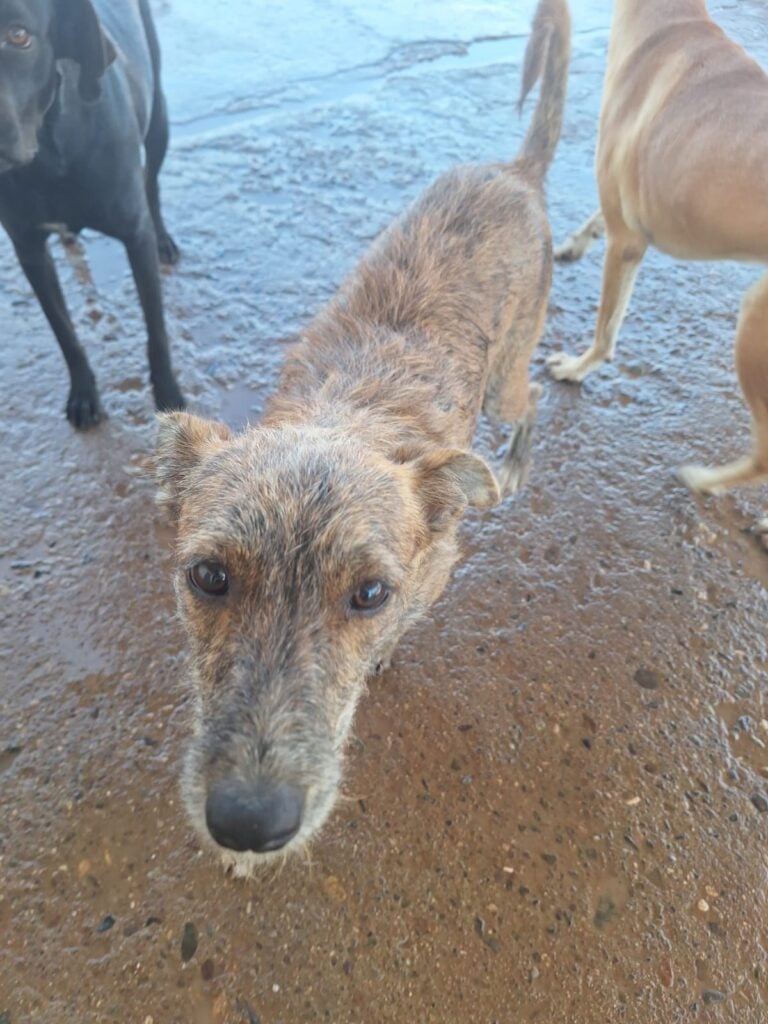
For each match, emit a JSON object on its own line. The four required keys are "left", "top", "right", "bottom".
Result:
{"left": 548, "top": 0, "right": 768, "bottom": 538}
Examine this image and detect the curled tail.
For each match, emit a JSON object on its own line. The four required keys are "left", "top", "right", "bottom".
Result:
{"left": 517, "top": 0, "right": 571, "bottom": 178}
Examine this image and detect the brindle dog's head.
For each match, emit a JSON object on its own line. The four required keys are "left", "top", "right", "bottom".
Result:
{"left": 156, "top": 412, "right": 498, "bottom": 873}
{"left": 0, "top": 0, "right": 115, "bottom": 171}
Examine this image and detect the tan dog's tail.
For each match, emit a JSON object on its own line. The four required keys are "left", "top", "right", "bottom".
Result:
{"left": 516, "top": 0, "right": 571, "bottom": 179}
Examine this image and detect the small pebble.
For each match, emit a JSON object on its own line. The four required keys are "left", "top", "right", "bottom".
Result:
{"left": 750, "top": 793, "right": 768, "bottom": 813}
{"left": 323, "top": 875, "right": 347, "bottom": 902}
{"left": 201, "top": 958, "right": 215, "bottom": 982}
{"left": 181, "top": 921, "right": 198, "bottom": 963}
{"left": 474, "top": 915, "right": 500, "bottom": 953}
{"left": 594, "top": 894, "right": 617, "bottom": 930}
{"left": 96, "top": 915, "right": 115, "bottom": 933}
{"left": 658, "top": 957, "right": 673, "bottom": 988}
{"left": 634, "top": 667, "right": 661, "bottom": 690}
{"left": 702, "top": 990, "right": 726, "bottom": 1005}
{"left": 697, "top": 899, "right": 709, "bottom": 913}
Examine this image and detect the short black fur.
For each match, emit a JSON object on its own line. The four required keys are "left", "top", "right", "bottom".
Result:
{"left": 0, "top": 0, "right": 184, "bottom": 427}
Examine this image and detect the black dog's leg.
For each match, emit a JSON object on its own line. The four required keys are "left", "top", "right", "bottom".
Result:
{"left": 139, "top": 0, "right": 178, "bottom": 266}
{"left": 124, "top": 220, "right": 185, "bottom": 412}
{"left": 15, "top": 232, "right": 103, "bottom": 428}
{"left": 144, "top": 92, "right": 178, "bottom": 267}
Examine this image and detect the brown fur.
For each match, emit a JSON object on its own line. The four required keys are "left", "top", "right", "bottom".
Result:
{"left": 156, "top": 0, "right": 571, "bottom": 872}
{"left": 549, "top": 0, "right": 768, "bottom": 532}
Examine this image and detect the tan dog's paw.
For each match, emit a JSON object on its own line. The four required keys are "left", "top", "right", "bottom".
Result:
{"left": 677, "top": 464, "right": 727, "bottom": 495}
{"left": 554, "top": 241, "right": 578, "bottom": 262}
{"left": 554, "top": 211, "right": 605, "bottom": 262}
{"left": 547, "top": 351, "right": 594, "bottom": 383}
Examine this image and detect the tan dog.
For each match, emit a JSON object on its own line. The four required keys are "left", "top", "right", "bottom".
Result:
{"left": 548, "top": 0, "right": 768, "bottom": 536}
{"left": 155, "top": 0, "right": 570, "bottom": 874}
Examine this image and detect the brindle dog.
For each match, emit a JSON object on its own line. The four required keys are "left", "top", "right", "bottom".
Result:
{"left": 157, "top": 0, "right": 571, "bottom": 875}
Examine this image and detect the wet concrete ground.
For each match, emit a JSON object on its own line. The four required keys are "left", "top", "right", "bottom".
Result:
{"left": 1, "top": 0, "right": 768, "bottom": 1021}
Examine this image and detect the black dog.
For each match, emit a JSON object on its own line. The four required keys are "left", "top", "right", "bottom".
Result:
{"left": 0, "top": 0, "right": 184, "bottom": 427}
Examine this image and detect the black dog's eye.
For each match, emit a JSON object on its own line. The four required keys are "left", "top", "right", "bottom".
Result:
{"left": 188, "top": 561, "right": 229, "bottom": 597}
{"left": 350, "top": 580, "right": 390, "bottom": 614}
{"left": 5, "top": 26, "right": 32, "bottom": 49}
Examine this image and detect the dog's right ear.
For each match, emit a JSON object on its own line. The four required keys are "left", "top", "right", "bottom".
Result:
{"left": 155, "top": 412, "right": 232, "bottom": 519}
{"left": 397, "top": 446, "right": 501, "bottom": 533}
{"left": 54, "top": 0, "right": 117, "bottom": 101}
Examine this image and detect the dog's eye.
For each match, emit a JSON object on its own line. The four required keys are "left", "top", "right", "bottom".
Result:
{"left": 188, "top": 561, "right": 229, "bottom": 597}
{"left": 350, "top": 579, "right": 390, "bottom": 614}
{"left": 5, "top": 26, "right": 32, "bottom": 49}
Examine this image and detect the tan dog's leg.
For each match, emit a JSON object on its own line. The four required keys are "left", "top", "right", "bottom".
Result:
{"left": 548, "top": 228, "right": 647, "bottom": 382}
{"left": 554, "top": 209, "right": 605, "bottom": 262}
{"left": 679, "top": 272, "right": 768, "bottom": 494}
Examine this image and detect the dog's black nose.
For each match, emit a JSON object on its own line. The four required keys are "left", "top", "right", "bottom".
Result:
{"left": 205, "top": 779, "right": 304, "bottom": 853}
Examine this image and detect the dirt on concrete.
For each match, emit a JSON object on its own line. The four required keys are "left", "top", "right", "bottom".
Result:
{"left": 1, "top": 1, "right": 767, "bottom": 1022}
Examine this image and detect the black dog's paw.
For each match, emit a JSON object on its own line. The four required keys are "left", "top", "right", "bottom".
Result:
{"left": 157, "top": 232, "right": 180, "bottom": 267}
{"left": 66, "top": 383, "right": 104, "bottom": 429}
{"left": 153, "top": 377, "right": 186, "bottom": 413}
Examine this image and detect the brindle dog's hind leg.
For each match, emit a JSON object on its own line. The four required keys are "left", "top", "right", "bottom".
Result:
{"left": 496, "top": 382, "right": 542, "bottom": 496}
{"left": 483, "top": 296, "right": 547, "bottom": 498}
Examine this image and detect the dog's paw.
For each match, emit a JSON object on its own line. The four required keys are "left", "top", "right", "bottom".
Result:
{"left": 157, "top": 232, "right": 180, "bottom": 267}
{"left": 66, "top": 381, "right": 104, "bottom": 429}
{"left": 677, "top": 464, "right": 727, "bottom": 495}
{"left": 153, "top": 377, "right": 186, "bottom": 413}
{"left": 497, "top": 413, "right": 537, "bottom": 498}
{"left": 554, "top": 238, "right": 585, "bottom": 262}
{"left": 497, "top": 458, "right": 530, "bottom": 497}
{"left": 546, "top": 351, "right": 593, "bottom": 383}
{"left": 755, "top": 517, "right": 768, "bottom": 549}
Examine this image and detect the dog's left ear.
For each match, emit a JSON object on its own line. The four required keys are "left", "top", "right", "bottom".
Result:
{"left": 407, "top": 448, "right": 501, "bottom": 531}
{"left": 54, "top": 0, "right": 117, "bottom": 101}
